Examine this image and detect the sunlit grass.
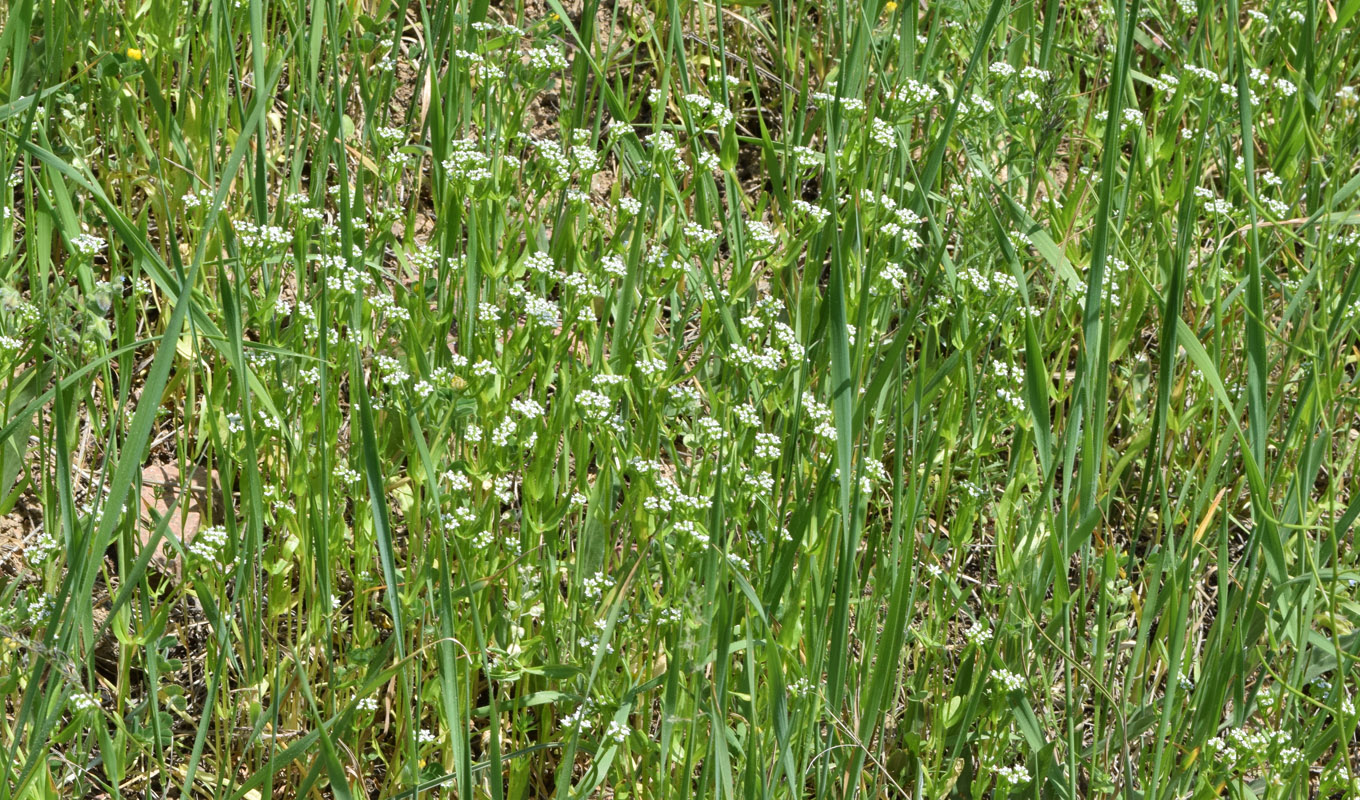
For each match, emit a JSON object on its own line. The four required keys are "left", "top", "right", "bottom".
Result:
{"left": 2, "top": 0, "right": 1360, "bottom": 798}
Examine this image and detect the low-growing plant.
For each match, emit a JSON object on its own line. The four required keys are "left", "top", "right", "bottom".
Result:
{"left": 2, "top": 0, "right": 1360, "bottom": 798}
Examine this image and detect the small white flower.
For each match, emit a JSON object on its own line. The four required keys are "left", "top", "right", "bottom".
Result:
{"left": 604, "top": 720, "right": 628, "bottom": 744}
{"left": 991, "top": 669, "right": 1025, "bottom": 691}
{"left": 71, "top": 692, "right": 100, "bottom": 713}
{"left": 964, "top": 619, "right": 993, "bottom": 646}
{"left": 996, "top": 763, "right": 1030, "bottom": 785}
{"left": 71, "top": 233, "right": 106, "bottom": 256}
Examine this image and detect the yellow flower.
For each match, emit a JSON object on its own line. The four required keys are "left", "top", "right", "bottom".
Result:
{"left": 127, "top": 47, "right": 142, "bottom": 60}
{"left": 884, "top": 1, "right": 897, "bottom": 11}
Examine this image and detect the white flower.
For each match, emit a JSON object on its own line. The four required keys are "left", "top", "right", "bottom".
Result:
{"left": 996, "top": 763, "right": 1030, "bottom": 785}
{"left": 964, "top": 619, "right": 993, "bottom": 646}
{"left": 71, "top": 692, "right": 100, "bottom": 713}
{"left": 187, "top": 525, "right": 231, "bottom": 564}
{"left": 524, "top": 294, "right": 560, "bottom": 327}
{"left": 869, "top": 118, "right": 897, "bottom": 149}
{"left": 791, "top": 199, "right": 830, "bottom": 224}
{"left": 683, "top": 222, "right": 719, "bottom": 247}
{"left": 754, "top": 432, "right": 782, "bottom": 460}
{"left": 528, "top": 44, "right": 569, "bottom": 71}
{"left": 582, "top": 571, "right": 614, "bottom": 600}
{"left": 577, "top": 389, "right": 613, "bottom": 422}
{"left": 71, "top": 233, "right": 106, "bottom": 256}
{"left": 604, "top": 720, "right": 628, "bottom": 744}
{"left": 991, "top": 669, "right": 1025, "bottom": 691}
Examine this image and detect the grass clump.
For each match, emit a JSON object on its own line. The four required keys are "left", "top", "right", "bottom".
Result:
{"left": 2, "top": 0, "right": 1360, "bottom": 797}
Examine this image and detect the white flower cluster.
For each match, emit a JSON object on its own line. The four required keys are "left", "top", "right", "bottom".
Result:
{"left": 646, "top": 131, "right": 689, "bottom": 175}
{"left": 791, "top": 198, "right": 830, "bottom": 225}
{"left": 964, "top": 619, "right": 993, "bottom": 646}
{"left": 861, "top": 191, "right": 924, "bottom": 247}
{"left": 957, "top": 266, "right": 1016, "bottom": 296}
{"left": 70, "top": 692, "right": 100, "bottom": 713}
{"left": 885, "top": 77, "right": 938, "bottom": 109}
{"left": 71, "top": 233, "right": 106, "bottom": 256}
{"left": 680, "top": 92, "right": 734, "bottom": 128}
{"left": 753, "top": 432, "right": 782, "bottom": 460}
{"left": 1250, "top": 67, "right": 1297, "bottom": 97}
{"left": 683, "top": 222, "right": 720, "bottom": 248}
{"left": 996, "top": 763, "right": 1030, "bottom": 785}
{"left": 577, "top": 389, "right": 613, "bottom": 423}
{"left": 992, "top": 359, "right": 1026, "bottom": 413}
{"left": 182, "top": 187, "right": 215, "bottom": 209}
{"left": 319, "top": 253, "right": 373, "bottom": 294}
{"left": 802, "top": 392, "right": 836, "bottom": 441}
{"left": 958, "top": 93, "right": 996, "bottom": 120}
{"left": 1206, "top": 726, "right": 1298, "bottom": 771}
{"left": 25, "top": 593, "right": 52, "bottom": 624}
{"left": 746, "top": 220, "right": 779, "bottom": 248}
{"left": 1194, "top": 186, "right": 1237, "bottom": 218}
{"left": 639, "top": 469, "right": 712, "bottom": 516}
{"left": 561, "top": 698, "right": 597, "bottom": 730}
{"left": 1260, "top": 195, "right": 1291, "bottom": 217}
{"left": 1148, "top": 72, "right": 1180, "bottom": 93}
{"left": 527, "top": 44, "right": 569, "bottom": 72}
{"left": 1182, "top": 64, "right": 1219, "bottom": 83}
{"left": 370, "top": 291, "right": 411, "bottom": 323}
{"left": 1094, "top": 106, "right": 1144, "bottom": 133}
{"left": 443, "top": 138, "right": 493, "bottom": 184}
{"left": 187, "top": 525, "right": 230, "bottom": 564}
{"left": 233, "top": 219, "right": 291, "bottom": 253}
{"left": 810, "top": 82, "right": 866, "bottom": 113}
{"left": 566, "top": 129, "right": 600, "bottom": 173}
{"left": 832, "top": 459, "right": 889, "bottom": 495}
{"left": 791, "top": 144, "right": 822, "bottom": 169}
{"left": 694, "top": 416, "right": 730, "bottom": 445}
{"left": 527, "top": 137, "right": 571, "bottom": 183}
{"left": 603, "top": 720, "right": 629, "bottom": 744}
{"left": 25, "top": 527, "right": 59, "bottom": 566}
{"left": 869, "top": 118, "right": 897, "bottom": 150}
{"left": 723, "top": 339, "right": 783, "bottom": 372}
{"left": 523, "top": 293, "right": 561, "bottom": 327}
{"left": 582, "top": 571, "right": 615, "bottom": 600}
{"left": 991, "top": 668, "right": 1025, "bottom": 691}
{"left": 673, "top": 519, "right": 709, "bottom": 545}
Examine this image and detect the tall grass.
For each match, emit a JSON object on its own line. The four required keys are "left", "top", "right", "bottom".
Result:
{"left": 2, "top": 0, "right": 1360, "bottom": 798}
